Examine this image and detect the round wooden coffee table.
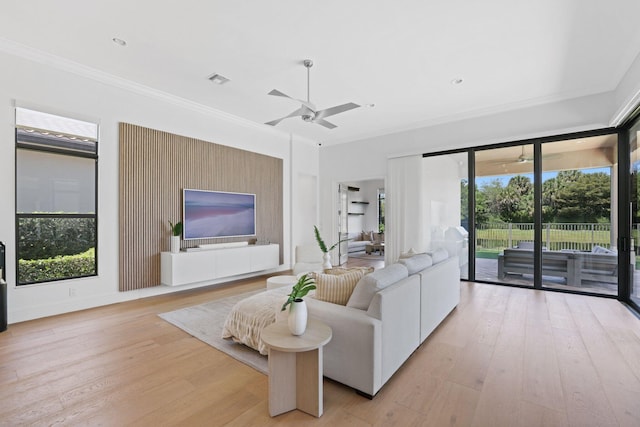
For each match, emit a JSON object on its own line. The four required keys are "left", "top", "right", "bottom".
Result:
{"left": 261, "top": 319, "right": 332, "bottom": 417}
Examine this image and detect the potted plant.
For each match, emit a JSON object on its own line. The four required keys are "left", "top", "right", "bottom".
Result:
{"left": 168, "top": 220, "right": 183, "bottom": 253}
{"left": 281, "top": 274, "right": 316, "bottom": 335}
{"left": 314, "top": 225, "right": 350, "bottom": 269}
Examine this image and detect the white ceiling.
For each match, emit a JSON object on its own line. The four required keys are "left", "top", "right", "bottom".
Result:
{"left": 2, "top": 0, "right": 640, "bottom": 146}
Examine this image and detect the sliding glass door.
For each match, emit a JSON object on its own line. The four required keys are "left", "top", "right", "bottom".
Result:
{"left": 540, "top": 135, "right": 618, "bottom": 295}
{"left": 422, "top": 152, "right": 469, "bottom": 279}
{"left": 474, "top": 144, "right": 535, "bottom": 286}
{"left": 629, "top": 119, "right": 640, "bottom": 307}
{"left": 469, "top": 134, "right": 620, "bottom": 295}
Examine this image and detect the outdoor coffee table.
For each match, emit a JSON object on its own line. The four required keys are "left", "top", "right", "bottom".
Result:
{"left": 366, "top": 242, "right": 385, "bottom": 255}
{"left": 260, "top": 319, "right": 332, "bottom": 417}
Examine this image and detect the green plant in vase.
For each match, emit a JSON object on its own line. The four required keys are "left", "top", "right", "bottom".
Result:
{"left": 168, "top": 220, "right": 183, "bottom": 253}
{"left": 281, "top": 274, "right": 316, "bottom": 311}
{"left": 314, "top": 225, "right": 350, "bottom": 269}
{"left": 168, "top": 220, "right": 183, "bottom": 236}
{"left": 281, "top": 274, "right": 316, "bottom": 335}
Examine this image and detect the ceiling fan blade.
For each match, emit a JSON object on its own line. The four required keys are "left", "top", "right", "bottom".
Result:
{"left": 315, "top": 102, "right": 360, "bottom": 120}
{"left": 267, "top": 89, "right": 315, "bottom": 110}
{"left": 313, "top": 118, "right": 337, "bottom": 129}
{"left": 264, "top": 107, "right": 307, "bottom": 126}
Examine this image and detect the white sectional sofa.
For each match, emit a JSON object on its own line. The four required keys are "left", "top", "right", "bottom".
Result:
{"left": 347, "top": 231, "right": 384, "bottom": 253}
{"left": 306, "top": 250, "right": 460, "bottom": 397}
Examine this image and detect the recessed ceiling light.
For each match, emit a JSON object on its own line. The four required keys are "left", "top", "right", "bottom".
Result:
{"left": 208, "top": 73, "right": 230, "bottom": 85}
{"left": 451, "top": 78, "right": 464, "bottom": 85}
{"left": 364, "top": 103, "right": 376, "bottom": 108}
{"left": 112, "top": 37, "right": 127, "bottom": 47}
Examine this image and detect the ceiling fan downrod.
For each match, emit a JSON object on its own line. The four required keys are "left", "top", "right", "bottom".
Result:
{"left": 302, "top": 59, "right": 314, "bottom": 122}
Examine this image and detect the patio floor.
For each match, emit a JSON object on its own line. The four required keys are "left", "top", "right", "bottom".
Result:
{"left": 473, "top": 257, "right": 618, "bottom": 295}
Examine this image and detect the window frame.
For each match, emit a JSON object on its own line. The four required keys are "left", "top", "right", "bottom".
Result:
{"left": 15, "top": 110, "right": 98, "bottom": 286}
{"left": 377, "top": 189, "right": 385, "bottom": 233}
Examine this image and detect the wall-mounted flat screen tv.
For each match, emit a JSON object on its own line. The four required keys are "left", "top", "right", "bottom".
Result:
{"left": 183, "top": 189, "right": 256, "bottom": 240}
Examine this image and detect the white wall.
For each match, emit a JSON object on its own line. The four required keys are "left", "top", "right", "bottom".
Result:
{"left": 290, "top": 138, "right": 320, "bottom": 255}
{"left": 0, "top": 48, "right": 317, "bottom": 323}
{"left": 319, "top": 91, "right": 616, "bottom": 247}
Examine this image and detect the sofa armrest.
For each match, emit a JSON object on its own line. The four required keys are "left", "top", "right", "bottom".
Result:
{"left": 418, "top": 256, "right": 460, "bottom": 342}
{"left": 367, "top": 274, "right": 421, "bottom": 386}
{"left": 306, "top": 298, "right": 382, "bottom": 396}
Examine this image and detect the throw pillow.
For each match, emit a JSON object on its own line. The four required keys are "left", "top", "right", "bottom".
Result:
{"left": 592, "top": 245, "right": 614, "bottom": 254}
{"left": 361, "top": 230, "right": 374, "bottom": 242}
{"left": 398, "top": 254, "right": 433, "bottom": 275}
{"left": 315, "top": 270, "right": 365, "bottom": 305}
{"left": 347, "top": 264, "right": 409, "bottom": 310}
{"left": 324, "top": 266, "right": 374, "bottom": 275}
{"left": 399, "top": 248, "right": 420, "bottom": 259}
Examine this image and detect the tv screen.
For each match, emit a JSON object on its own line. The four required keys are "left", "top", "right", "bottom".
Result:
{"left": 183, "top": 189, "right": 256, "bottom": 240}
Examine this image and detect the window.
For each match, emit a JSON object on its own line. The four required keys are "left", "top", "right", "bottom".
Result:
{"left": 378, "top": 189, "right": 385, "bottom": 233}
{"left": 15, "top": 108, "right": 98, "bottom": 285}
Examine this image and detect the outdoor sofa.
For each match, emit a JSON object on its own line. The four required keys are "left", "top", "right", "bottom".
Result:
{"left": 497, "top": 245, "right": 617, "bottom": 286}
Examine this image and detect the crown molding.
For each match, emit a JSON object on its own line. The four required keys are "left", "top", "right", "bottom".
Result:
{"left": 0, "top": 37, "right": 293, "bottom": 139}
{"left": 610, "top": 89, "right": 640, "bottom": 127}
{"left": 325, "top": 89, "right": 613, "bottom": 147}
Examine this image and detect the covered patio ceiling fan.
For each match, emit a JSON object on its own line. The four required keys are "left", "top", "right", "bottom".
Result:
{"left": 265, "top": 59, "right": 360, "bottom": 129}
{"left": 490, "top": 146, "right": 561, "bottom": 165}
{"left": 515, "top": 146, "right": 533, "bottom": 163}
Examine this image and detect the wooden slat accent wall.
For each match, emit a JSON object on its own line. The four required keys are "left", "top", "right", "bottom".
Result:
{"left": 118, "top": 123, "right": 283, "bottom": 292}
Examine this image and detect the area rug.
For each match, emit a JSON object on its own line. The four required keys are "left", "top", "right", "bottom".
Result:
{"left": 158, "top": 290, "right": 268, "bottom": 375}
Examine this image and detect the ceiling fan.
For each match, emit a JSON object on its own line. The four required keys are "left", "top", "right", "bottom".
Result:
{"left": 265, "top": 59, "right": 360, "bottom": 129}
{"left": 516, "top": 146, "right": 533, "bottom": 163}
{"left": 489, "top": 146, "right": 562, "bottom": 165}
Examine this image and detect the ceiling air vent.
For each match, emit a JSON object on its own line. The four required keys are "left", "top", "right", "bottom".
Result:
{"left": 208, "top": 73, "right": 230, "bottom": 85}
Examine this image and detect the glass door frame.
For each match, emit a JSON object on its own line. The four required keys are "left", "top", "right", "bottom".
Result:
{"left": 449, "top": 127, "right": 626, "bottom": 298}
{"left": 625, "top": 113, "right": 640, "bottom": 312}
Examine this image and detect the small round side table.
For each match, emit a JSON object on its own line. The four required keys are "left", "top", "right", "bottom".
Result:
{"left": 260, "top": 319, "right": 332, "bottom": 417}
{"left": 266, "top": 275, "right": 298, "bottom": 290}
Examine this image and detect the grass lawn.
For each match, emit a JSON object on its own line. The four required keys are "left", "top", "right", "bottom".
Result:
{"left": 476, "top": 227, "right": 612, "bottom": 251}
{"left": 476, "top": 248, "right": 500, "bottom": 259}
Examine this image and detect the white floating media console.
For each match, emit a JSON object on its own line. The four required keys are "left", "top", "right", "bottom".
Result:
{"left": 161, "top": 243, "right": 279, "bottom": 286}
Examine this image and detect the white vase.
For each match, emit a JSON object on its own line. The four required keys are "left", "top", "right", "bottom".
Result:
{"left": 322, "top": 252, "right": 332, "bottom": 270}
{"left": 170, "top": 235, "right": 180, "bottom": 253}
{"left": 288, "top": 299, "right": 308, "bottom": 336}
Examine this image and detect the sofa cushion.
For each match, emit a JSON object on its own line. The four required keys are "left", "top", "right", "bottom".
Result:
{"left": 314, "top": 270, "right": 365, "bottom": 305}
{"left": 398, "top": 254, "right": 433, "bottom": 275}
{"left": 347, "top": 264, "right": 409, "bottom": 310}
{"left": 348, "top": 232, "right": 362, "bottom": 241}
{"left": 427, "top": 247, "right": 449, "bottom": 264}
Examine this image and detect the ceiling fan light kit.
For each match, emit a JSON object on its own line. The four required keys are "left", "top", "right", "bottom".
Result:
{"left": 265, "top": 59, "right": 360, "bottom": 129}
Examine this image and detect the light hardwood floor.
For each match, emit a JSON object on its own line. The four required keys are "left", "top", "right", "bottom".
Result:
{"left": 1, "top": 270, "right": 640, "bottom": 426}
